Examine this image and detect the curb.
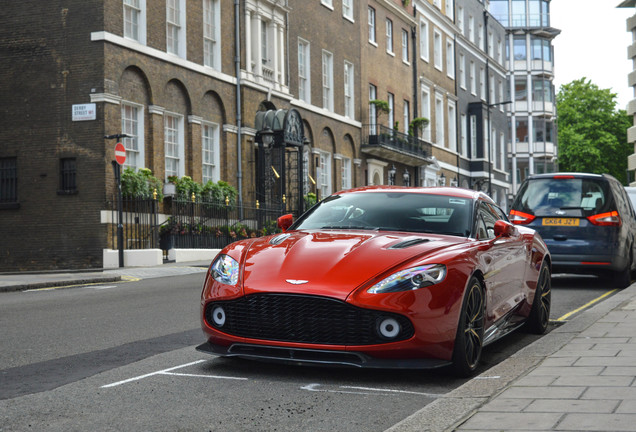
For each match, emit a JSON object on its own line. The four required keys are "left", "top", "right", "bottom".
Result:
{"left": 0, "top": 276, "right": 122, "bottom": 293}
{"left": 384, "top": 283, "right": 636, "bottom": 432}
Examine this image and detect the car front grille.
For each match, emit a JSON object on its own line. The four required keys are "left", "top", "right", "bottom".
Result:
{"left": 204, "top": 294, "right": 414, "bottom": 345}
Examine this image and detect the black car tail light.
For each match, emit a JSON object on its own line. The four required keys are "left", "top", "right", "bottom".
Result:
{"left": 509, "top": 209, "right": 535, "bottom": 225}
{"left": 587, "top": 210, "right": 621, "bottom": 227}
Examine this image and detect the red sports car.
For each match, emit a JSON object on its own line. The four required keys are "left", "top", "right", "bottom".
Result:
{"left": 197, "top": 186, "right": 551, "bottom": 376}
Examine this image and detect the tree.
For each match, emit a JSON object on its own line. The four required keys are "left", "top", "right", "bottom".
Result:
{"left": 369, "top": 99, "right": 390, "bottom": 126}
{"left": 556, "top": 78, "right": 632, "bottom": 183}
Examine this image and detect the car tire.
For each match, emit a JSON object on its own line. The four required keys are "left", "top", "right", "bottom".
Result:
{"left": 451, "top": 277, "right": 485, "bottom": 377}
{"left": 523, "top": 261, "right": 551, "bottom": 334}
{"left": 613, "top": 266, "right": 631, "bottom": 289}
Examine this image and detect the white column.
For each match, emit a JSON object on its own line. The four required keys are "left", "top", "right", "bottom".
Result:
{"left": 272, "top": 21, "right": 279, "bottom": 86}
{"left": 278, "top": 22, "right": 285, "bottom": 86}
{"left": 254, "top": 15, "right": 262, "bottom": 81}
{"left": 245, "top": 9, "right": 252, "bottom": 74}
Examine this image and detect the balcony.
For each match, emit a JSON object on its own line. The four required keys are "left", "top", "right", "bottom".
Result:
{"left": 361, "top": 125, "right": 431, "bottom": 166}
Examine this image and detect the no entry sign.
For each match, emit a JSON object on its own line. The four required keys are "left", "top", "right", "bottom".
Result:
{"left": 114, "top": 142, "right": 126, "bottom": 165}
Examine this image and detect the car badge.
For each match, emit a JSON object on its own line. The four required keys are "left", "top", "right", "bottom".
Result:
{"left": 555, "top": 210, "right": 566, "bottom": 215}
{"left": 286, "top": 279, "right": 309, "bottom": 285}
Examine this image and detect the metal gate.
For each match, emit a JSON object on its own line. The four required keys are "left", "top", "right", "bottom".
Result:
{"left": 255, "top": 108, "right": 305, "bottom": 216}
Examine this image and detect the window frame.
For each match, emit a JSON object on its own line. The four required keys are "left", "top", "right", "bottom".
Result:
{"left": 166, "top": 0, "right": 186, "bottom": 57}
{"left": 164, "top": 113, "right": 185, "bottom": 180}
{"left": 298, "top": 38, "right": 311, "bottom": 103}
{"left": 433, "top": 29, "right": 443, "bottom": 71}
{"left": 340, "top": 156, "right": 352, "bottom": 190}
{"left": 121, "top": 101, "right": 145, "bottom": 171}
{"left": 203, "top": 0, "right": 220, "bottom": 69}
{"left": 342, "top": 0, "right": 353, "bottom": 21}
{"left": 402, "top": 29, "right": 409, "bottom": 63}
{"left": 58, "top": 157, "right": 78, "bottom": 195}
{"left": 420, "top": 20, "right": 429, "bottom": 62}
{"left": 435, "top": 93, "right": 445, "bottom": 146}
{"left": 0, "top": 157, "right": 18, "bottom": 207}
{"left": 386, "top": 18, "right": 394, "bottom": 54}
{"left": 421, "top": 85, "right": 431, "bottom": 141}
{"left": 123, "top": 0, "right": 146, "bottom": 44}
{"left": 201, "top": 121, "right": 220, "bottom": 184}
{"left": 322, "top": 50, "right": 334, "bottom": 111}
{"left": 344, "top": 61, "right": 355, "bottom": 119}
{"left": 446, "top": 39, "right": 455, "bottom": 79}
{"left": 368, "top": 7, "right": 376, "bottom": 44}
{"left": 317, "top": 150, "right": 332, "bottom": 198}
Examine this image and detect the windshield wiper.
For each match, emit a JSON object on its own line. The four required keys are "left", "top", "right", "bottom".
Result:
{"left": 320, "top": 225, "right": 378, "bottom": 230}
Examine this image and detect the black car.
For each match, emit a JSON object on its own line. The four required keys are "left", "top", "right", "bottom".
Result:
{"left": 510, "top": 173, "right": 636, "bottom": 287}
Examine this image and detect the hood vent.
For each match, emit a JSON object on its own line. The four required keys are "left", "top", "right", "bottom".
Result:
{"left": 269, "top": 233, "right": 291, "bottom": 245}
{"left": 389, "top": 238, "right": 430, "bottom": 249}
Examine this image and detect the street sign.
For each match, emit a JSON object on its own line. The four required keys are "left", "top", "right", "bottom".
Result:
{"left": 114, "top": 142, "right": 126, "bottom": 166}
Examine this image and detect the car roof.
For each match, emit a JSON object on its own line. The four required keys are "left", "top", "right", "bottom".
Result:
{"left": 332, "top": 186, "right": 494, "bottom": 204}
{"left": 525, "top": 172, "right": 610, "bottom": 181}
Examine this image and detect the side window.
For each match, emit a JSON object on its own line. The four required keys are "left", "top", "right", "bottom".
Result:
{"left": 623, "top": 188, "right": 636, "bottom": 217}
{"left": 478, "top": 203, "right": 498, "bottom": 239}
{"left": 613, "top": 182, "right": 632, "bottom": 218}
{"left": 485, "top": 202, "right": 507, "bottom": 221}
{"left": 476, "top": 215, "right": 488, "bottom": 240}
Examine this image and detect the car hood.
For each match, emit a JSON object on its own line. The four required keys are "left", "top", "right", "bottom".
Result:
{"left": 240, "top": 230, "right": 463, "bottom": 300}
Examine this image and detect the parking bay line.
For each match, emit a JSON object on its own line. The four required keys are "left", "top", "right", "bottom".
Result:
{"left": 101, "top": 360, "right": 247, "bottom": 388}
{"left": 555, "top": 289, "right": 618, "bottom": 322}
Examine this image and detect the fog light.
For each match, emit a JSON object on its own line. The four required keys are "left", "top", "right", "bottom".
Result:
{"left": 378, "top": 317, "right": 400, "bottom": 339}
{"left": 211, "top": 306, "right": 226, "bottom": 327}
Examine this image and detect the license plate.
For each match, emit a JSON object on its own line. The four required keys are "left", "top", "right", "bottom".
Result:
{"left": 542, "top": 218, "right": 580, "bottom": 226}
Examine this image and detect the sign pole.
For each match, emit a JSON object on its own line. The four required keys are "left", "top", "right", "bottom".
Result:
{"left": 112, "top": 161, "right": 124, "bottom": 268}
{"left": 105, "top": 134, "right": 130, "bottom": 268}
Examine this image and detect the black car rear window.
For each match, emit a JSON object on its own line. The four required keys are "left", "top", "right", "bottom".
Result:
{"left": 512, "top": 177, "right": 614, "bottom": 216}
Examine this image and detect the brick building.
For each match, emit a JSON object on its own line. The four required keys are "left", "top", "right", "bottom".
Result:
{"left": 0, "top": 0, "right": 509, "bottom": 271}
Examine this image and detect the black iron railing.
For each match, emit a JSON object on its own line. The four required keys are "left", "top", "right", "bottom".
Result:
{"left": 159, "top": 197, "right": 286, "bottom": 250}
{"left": 362, "top": 124, "right": 431, "bottom": 160}
{"left": 109, "top": 195, "right": 291, "bottom": 252}
{"left": 109, "top": 196, "right": 160, "bottom": 250}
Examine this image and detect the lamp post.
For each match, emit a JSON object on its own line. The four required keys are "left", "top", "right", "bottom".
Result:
{"left": 105, "top": 133, "right": 130, "bottom": 268}
{"left": 388, "top": 164, "right": 396, "bottom": 185}
{"left": 438, "top": 172, "right": 445, "bottom": 186}
{"left": 403, "top": 168, "right": 411, "bottom": 187}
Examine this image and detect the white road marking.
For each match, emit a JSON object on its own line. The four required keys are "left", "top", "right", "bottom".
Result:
{"left": 163, "top": 372, "right": 247, "bottom": 381}
{"left": 301, "top": 383, "right": 441, "bottom": 397}
{"left": 101, "top": 360, "right": 207, "bottom": 388}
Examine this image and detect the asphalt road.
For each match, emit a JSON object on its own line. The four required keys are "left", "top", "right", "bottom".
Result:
{"left": 0, "top": 271, "right": 617, "bottom": 431}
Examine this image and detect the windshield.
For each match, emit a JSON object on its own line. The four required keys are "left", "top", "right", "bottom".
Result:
{"left": 292, "top": 192, "right": 473, "bottom": 237}
{"left": 512, "top": 177, "right": 613, "bottom": 216}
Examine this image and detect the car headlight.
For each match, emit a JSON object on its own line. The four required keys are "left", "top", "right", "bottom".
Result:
{"left": 210, "top": 254, "right": 239, "bottom": 286}
{"left": 367, "top": 264, "right": 447, "bottom": 294}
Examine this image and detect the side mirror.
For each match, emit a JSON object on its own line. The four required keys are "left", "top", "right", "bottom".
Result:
{"left": 277, "top": 214, "right": 294, "bottom": 232}
{"left": 494, "top": 219, "right": 516, "bottom": 238}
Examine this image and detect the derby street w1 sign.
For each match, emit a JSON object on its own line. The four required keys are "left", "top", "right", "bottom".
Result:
{"left": 115, "top": 142, "right": 126, "bottom": 165}
{"left": 72, "top": 103, "right": 96, "bottom": 121}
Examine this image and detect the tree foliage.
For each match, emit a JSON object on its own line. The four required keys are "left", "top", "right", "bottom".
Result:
{"left": 556, "top": 78, "right": 631, "bottom": 183}
{"left": 121, "top": 168, "right": 163, "bottom": 200}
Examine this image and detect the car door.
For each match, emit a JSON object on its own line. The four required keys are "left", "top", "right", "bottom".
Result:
{"left": 477, "top": 202, "right": 526, "bottom": 327}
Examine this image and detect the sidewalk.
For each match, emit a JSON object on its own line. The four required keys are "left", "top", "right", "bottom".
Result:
{"left": 388, "top": 282, "right": 636, "bottom": 432}
{"left": 0, "top": 260, "right": 211, "bottom": 292}
{"left": 2, "top": 264, "right": 635, "bottom": 431}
